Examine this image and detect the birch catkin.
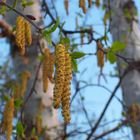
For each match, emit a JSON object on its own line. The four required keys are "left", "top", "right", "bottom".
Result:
{"left": 53, "top": 44, "right": 65, "bottom": 108}
{"left": 61, "top": 51, "right": 72, "bottom": 123}
{"left": 64, "top": 0, "right": 69, "bottom": 15}
{"left": 79, "top": 0, "right": 87, "bottom": 14}
{"left": 2, "top": 98, "right": 14, "bottom": 140}
{"left": 127, "top": 104, "right": 140, "bottom": 124}
{"left": 88, "top": 0, "right": 92, "bottom": 8}
{"left": 20, "top": 71, "right": 31, "bottom": 98}
{"left": 48, "top": 53, "right": 54, "bottom": 83}
{"left": 13, "top": 82, "right": 20, "bottom": 100}
{"left": 97, "top": 40, "right": 104, "bottom": 69}
{"left": 42, "top": 48, "right": 50, "bottom": 93}
{"left": 15, "top": 16, "right": 25, "bottom": 55}
{"left": 35, "top": 114, "right": 42, "bottom": 135}
{"left": 25, "top": 20, "right": 32, "bottom": 46}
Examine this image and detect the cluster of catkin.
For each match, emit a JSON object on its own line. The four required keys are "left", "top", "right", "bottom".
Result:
{"left": 53, "top": 44, "right": 72, "bottom": 123}
{"left": 79, "top": 0, "right": 93, "bottom": 14}
{"left": 15, "top": 16, "right": 32, "bottom": 55}
{"left": 2, "top": 71, "right": 31, "bottom": 140}
{"left": 127, "top": 103, "right": 140, "bottom": 124}
{"left": 13, "top": 71, "right": 31, "bottom": 100}
{"left": 97, "top": 40, "right": 104, "bottom": 69}
{"left": 2, "top": 98, "right": 14, "bottom": 140}
{"left": 42, "top": 48, "right": 54, "bottom": 93}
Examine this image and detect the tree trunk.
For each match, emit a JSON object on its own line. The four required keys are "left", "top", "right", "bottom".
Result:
{"left": 104, "top": 0, "right": 140, "bottom": 139}
{"left": 4, "top": 0, "right": 59, "bottom": 139}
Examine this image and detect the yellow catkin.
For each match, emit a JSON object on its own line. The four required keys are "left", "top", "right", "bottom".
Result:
{"left": 35, "top": 114, "right": 42, "bottom": 135}
{"left": 2, "top": 98, "right": 14, "bottom": 140}
{"left": 61, "top": 51, "right": 72, "bottom": 124}
{"left": 88, "top": 0, "right": 92, "bottom": 8}
{"left": 15, "top": 16, "right": 25, "bottom": 55}
{"left": 53, "top": 44, "right": 65, "bottom": 108}
{"left": 64, "top": 0, "right": 69, "bottom": 15}
{"left": 25, "top": 20, "right": 32, "bottom": 46}
{"left": 97, "top": 40, "right": 104, "bottom": 69}
{"left": 127, "top": 104, "right": 140, "bottom": 124}
{"left": 20, "top": 71, "right": 31, "bottom": 98}
{"left": 13, "top": 82, "right": 21, "bottom": 100}
{"left": 95, "top": 0, "right": 100, "bottom": 7}
{"left": 79, "top": 0, "right": 87, "bottom": 14}
{"left": 42, "top": 48, "right": 50, "bottom": 93}
{"left": 48, "top": 53, "right": 54, "bottom": 83}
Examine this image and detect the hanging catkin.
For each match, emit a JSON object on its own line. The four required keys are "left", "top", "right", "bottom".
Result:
{"left": 79, "top": 0, "right": 87, "bottom": 14}
{"left": 25, "top": 20, "right": 32, "bottom": 46}
{"left": 88, "top": 0, "right": 92, "bottom": 8}
{"left": 2, "top": 98, "right": 14, "bottom": 140}
{"left": 48, "top": 53, "right": 54, "bottom": 83}
{"left": 15, "top": 16, "right": 25, "bottom": 55}
{"left": 42, "top": 48, "right": 50, "bottom": 93}
{"left": 13, "top": 82, "right": 21, "bottom": 100}
{"left": 61, "top": 51, "right": 72, "bottom": 124}
{"left": 35, "top": 114, "right": 42, "bottom": 135}
{"left": 97, "top": 40, "right": 104, "bottom": 69}
{"left": 64, "top": 0, "right": 69, "bottom": 15}
{"left": 53, "top": 44, "right": 65, "bottom": 109}
{"left": 20, "top": 71, "right": 31, "bottom": 98}
{"left": 127, "top": 104, "right": 140, "bottom": 124}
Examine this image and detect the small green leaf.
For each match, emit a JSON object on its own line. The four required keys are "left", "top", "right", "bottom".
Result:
{"left": 107, "top": 51, "right": 116, "bottom": 64}
{"left": 31, "top": 127, "right": 36, "bottom": 136}
{"left": 72, "top": 58, "right": 78, "bottom": 72}
{"left": 12, "top": 0, "right": 19, "bottom": 8}
{"left": 71, "top": 52, "right": 86, "bottom": 59}
{"left": 22, "top": 0, "right": 34, "bottom": 8}
{"left": 2, "top": 94, "right": 10, "bottom": 101}
{"left": 16, "top": 121, "right": 25, "bottom": 137}
{"left": 0, "top": 6, "right": 6, "bottom": 15}
{"left": 44, "top": 18, "right": 59, "bottom": 34}
{"left": 101, "top": 35, "right": 108, "bottom": 41}
{"left": 60, "top": 37, "right": 70, "bottom": 45}
{"left": 123, "top": 8, "right": 132, "bottom": 20}
{"left": 49, "top": 18, "right": 59, "bottom": 33}
{"left": 43, "top": 33, "right": 52, "bottom": 46}
{"left": 14, "top": 99, "right": 23, "bottom": 109}
{"left": 24, "top": 1, "right": 34, "bottom": 6}
{"left": 37, "top": 55, "right": 45, "bottom": 61}
{"left": 111, "top": 41, "right": 126, "bottom": 52}
{"left": 107, "top": 41, "right": 126, "bottom": 64}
